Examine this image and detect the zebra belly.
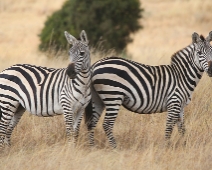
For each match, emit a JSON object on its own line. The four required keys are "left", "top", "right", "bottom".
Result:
{"left": 123, "top": 102, "right": 167, "bottom": 114}
{"left": 96, "top": 85, "right": 168, "bottom": 114}
{"left": 94, "top": 82, "right": 168, "bottom": 114}
{"left": 123, "top": 97, "right": 168, "bottom": 114}
{"left": 24, "top": 103, "right": 63, "bottom": 117}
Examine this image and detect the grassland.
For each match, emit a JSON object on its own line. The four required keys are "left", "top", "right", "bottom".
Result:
{"left": 0, "top": 0, "right": 212, "bottom": 169}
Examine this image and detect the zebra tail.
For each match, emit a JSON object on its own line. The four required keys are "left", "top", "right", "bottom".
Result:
{"left": 0, "top": 101, "right": 2, "bottom": 120}
{"left": 84, "top": 85, "right": 105, "bottom": 125}
{"left": 0, "top": 104, "right": 2, "bottom": 120}
{"left": 84, "top": 100, "right": 93, "bottom": 125}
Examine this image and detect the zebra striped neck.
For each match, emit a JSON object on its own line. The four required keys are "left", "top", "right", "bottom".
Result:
{"left": 170, "top": 44, "right": 203, "bottom": 93}
{"left": 70, "top": 67, "right": 91, "bottom": 88}
{"left": 171, "top": 44, "right": 204, "bottom": 74}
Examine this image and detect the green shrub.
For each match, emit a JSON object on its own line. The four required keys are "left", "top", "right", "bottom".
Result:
{"left": 39, "top": 0, "right": 143, "bottom": 53}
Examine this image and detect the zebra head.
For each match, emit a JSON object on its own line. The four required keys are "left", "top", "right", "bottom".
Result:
{"left": 64, "top": 30, "right": 90, "bottom": 79}
{"left": 192, "top": 31, "right": 212, "bottom": 77}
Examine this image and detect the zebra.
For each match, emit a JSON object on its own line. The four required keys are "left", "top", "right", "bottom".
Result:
{"left": 85, "top": 31, "right": 212, "bottom": 148}
{"left": 0, "top": 30, "right": 91, "bottom": 148}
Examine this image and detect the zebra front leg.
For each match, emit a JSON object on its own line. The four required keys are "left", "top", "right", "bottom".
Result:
{"left": 73, "top": 116, "right": 82, "bottom": 145}
{"left": 177, "top": 108, "right": 185, "bottom": 137}
{"left": 72, "top": 109, "right": 84, "bottom": 145}
{"left": 177, "top": 108, "right": 186, "bottom": 146}
{"left": 165, "top": 104, "right": 181, "bottom": 146}
{"left": 63, "top": 111, "right": 75, "bottom": 144}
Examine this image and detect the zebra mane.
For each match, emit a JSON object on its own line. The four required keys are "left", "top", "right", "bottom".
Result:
{"left": 171, "top": 35, "right": 205, "bottom": 64}
{"left": 170, "top": 45, "right": 192, "bottom": 65}
{"left": 171, "top": 35, "right": 206, "bottom": 64}
{"left": 170, "top": 51, "right": 180, "bottom": 63}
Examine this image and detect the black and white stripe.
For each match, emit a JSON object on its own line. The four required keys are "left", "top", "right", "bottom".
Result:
{"left": 85, "top": 31, "right": 212, "bottom": 148}
{"left": 0, "top": 30, "right": 91, "bottom": 147}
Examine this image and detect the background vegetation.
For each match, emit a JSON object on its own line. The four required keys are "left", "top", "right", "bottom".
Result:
{"left": 39, "top": 0, "right": 143, "bottom": 53}
{"left": 0, "top": 0, "right": 212, "bottom": 169}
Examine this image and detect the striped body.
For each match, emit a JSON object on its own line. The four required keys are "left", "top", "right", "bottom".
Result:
{"left": 85, "top": 32, "right": 212, "bottom": 148}
{"left": 0, "top": 64, "right": 91, "bottom": 117}
{"left": 92, "top": 55, "right": 200, "bottom": 114}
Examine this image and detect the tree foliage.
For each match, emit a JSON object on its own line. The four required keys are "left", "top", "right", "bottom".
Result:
{"left": 39, "top": 0, "right": 143, "bottom": 53}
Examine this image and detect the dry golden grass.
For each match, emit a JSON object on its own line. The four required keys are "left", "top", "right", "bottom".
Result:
{"left": 0, "top": 0, "right": 212, "bottom": 169}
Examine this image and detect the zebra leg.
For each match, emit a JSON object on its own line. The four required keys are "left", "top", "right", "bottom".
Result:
{"left": 0, "top": 102, "right": 18, "bottom": 148}
{"left": 165, "top": 104, "right": 181, "bottom": 144}
{"left": 5, "top": 105, "right": 25, "bottom": 146}
{"left": 72, "top": 109, "right": 84, "bottom": 144}
{"left": 73, "top": 115, "right": 82, "bottom": 144}
{"left": 177, "top": 108, "right": 185, "bottom": 137}
{"left": 61, "top": 97, "right": 75, "bottom": 143}
{"left": 103, "top": 105, "right": 121, "bottom": 149}
{"left": 176, "top": 108, "right": 186, "bottom": 146}
{"left": 63, "top": 110, "right": 74, "bottom": 143}
{"left": 85, "top": 99, "right": 105, "bottom": 147}
{"left": 85, "top": 85, "right": 105, "bottom": 147}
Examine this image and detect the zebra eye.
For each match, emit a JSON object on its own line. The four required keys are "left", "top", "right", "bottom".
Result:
{"left": 80, "top": 51, "right": 85, "bottom": 56}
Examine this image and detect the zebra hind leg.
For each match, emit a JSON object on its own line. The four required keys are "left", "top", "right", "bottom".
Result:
{"left": 103, "top": 106, "right": 121, "bottom": 149}
{"left": 0, "top": 102, "right": 19, "bottom": 149}
{"left": 5, "top": 105, "right": 25, "bottom": 146}
{"left": 85, "top": 99, "right": 105, "bottom": 147}
{"left": 85, "top": 85, "right": 105, "bottom": 147}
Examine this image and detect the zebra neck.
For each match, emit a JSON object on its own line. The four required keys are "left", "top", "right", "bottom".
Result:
{"left": 171, "top": 46, "right": 204, "bottom": 84}
{"left": 80, "top": 67, "right": 91, "bottom": 78}
{"left": 74, "top": 68, "right": 91, "bottom": 85}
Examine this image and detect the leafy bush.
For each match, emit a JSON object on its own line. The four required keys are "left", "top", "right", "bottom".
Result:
{"left": 39, "top": 0, "right": 143, "bottom": 53}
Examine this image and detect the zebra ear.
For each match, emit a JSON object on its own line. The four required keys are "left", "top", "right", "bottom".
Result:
{"left": 64, "top": 31, "right": 77, "bottom": 45}
{"left": 206, "top": 31, "right": 212, "bottom": 42}
{"left": 80, "top": 30, "right": 89, "bottom": 44}
{"left": 192, "top": 32, "right": 201, "bottom": 43}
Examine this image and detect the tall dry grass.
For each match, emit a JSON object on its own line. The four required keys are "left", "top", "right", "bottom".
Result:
{"left": 1, "top": 77, "right": 212, "bottom": 170}
{"left": 0, "top": 0, "right": 212, "bottom": 169}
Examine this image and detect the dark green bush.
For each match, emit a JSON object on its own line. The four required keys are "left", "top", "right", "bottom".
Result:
{"left": 39, "top": 0, "right": 143, "bottom": 53}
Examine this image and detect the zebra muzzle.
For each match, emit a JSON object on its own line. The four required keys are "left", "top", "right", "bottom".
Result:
{"left": 66, "top": 63, "right": 77, "bottom": 79}
{"left": 208, "top": 71, "right": 212, "bottom": 77}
